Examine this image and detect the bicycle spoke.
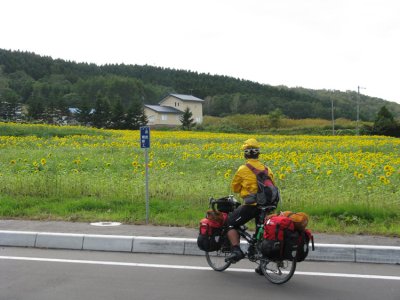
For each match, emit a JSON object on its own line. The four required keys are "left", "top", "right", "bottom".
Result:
{"left": 260, "top": 258, "right": 296, "bottom": 285}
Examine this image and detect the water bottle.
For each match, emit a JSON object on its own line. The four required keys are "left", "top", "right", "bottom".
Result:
{"left": 256, "top": 226, "right": 264, "bottom": 240}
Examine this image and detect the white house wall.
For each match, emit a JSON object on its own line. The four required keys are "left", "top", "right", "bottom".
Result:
{"left": 160, "top": 96, "right": 203, "bottom": 124}
{"left": 143, "top": 108, "right": 181, "bottom": 126}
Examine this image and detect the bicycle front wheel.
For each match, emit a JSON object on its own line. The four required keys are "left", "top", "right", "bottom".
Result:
{"left": 205, "top": 250, "right": 232, "bottom": 271}
{"left": 260, "top": 258, "right": 296, "bottom": 284}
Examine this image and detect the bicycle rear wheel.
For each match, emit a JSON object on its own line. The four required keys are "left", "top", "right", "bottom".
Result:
{"left": 205, "top": 250, "right": 232, "bottom": 271}
{"left": 260, "top": 258, "right": 296, "bottom": 284}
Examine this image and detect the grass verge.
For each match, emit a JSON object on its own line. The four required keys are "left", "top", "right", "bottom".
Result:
{"left": 1, "top": 195, "right": 398, "bottom": 236}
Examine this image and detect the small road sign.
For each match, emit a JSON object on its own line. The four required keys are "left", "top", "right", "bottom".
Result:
{"left": 140, "top": 126, "right": 150, "bottom": 148}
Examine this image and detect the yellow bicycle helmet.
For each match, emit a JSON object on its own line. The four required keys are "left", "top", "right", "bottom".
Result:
{"left": 241, "top": 138, "right": 260, "bottom": 155}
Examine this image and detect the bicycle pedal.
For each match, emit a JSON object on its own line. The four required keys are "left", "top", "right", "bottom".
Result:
{"left": 225, "top": 257, "right": 238, "bottom": 264}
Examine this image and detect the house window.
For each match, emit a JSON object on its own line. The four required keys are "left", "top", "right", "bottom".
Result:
{"left": 148, "top": 115, "right": 155, "bottom": 122}
{"left": 161, "top": 114, "right": 168, "bottom": 121}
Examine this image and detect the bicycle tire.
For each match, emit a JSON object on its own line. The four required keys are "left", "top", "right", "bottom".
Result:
{"left": 205, "top": 250, "right": 232, "bottom": 271}
{"left": 260, "top": 258, "right": 296, "bottom": 284}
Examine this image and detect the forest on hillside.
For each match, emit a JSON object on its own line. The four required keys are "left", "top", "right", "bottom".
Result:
{"left": 1, "top": 48, "right": 400, "bottom": 126}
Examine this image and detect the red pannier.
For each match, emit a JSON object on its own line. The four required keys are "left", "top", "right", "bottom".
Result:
{"left": 261, "top": 215, "right": 299, "bottom": 260}
{"left": 197, "top": 210, "right": 228, "bottom": 252}
{"left": 262, "top": 215, "right": 315, "bottom": 261}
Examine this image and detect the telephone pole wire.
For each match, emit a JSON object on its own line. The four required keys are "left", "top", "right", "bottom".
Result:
{"left": 356, "top": 86, "right": 366, "bottom": 136}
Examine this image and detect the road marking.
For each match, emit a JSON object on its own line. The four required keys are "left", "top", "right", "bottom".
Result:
{"left": 1, "top": 255, "right": 399, "bottom": 281}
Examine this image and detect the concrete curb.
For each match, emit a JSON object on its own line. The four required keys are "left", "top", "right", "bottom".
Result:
{"left": 1, "top": 230, "right": 399, "bottom": 265}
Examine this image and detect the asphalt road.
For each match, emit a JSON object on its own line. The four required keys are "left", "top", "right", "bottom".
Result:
{"left": 0, "top": 247, "right": 399, "bottom": 300}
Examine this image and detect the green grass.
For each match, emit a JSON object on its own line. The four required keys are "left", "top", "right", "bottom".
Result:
{"left": 304, "top": 204, "right": 400, "bottom": 236}
{"left": 0, "top": 195, "right": 205, "bottom": 226}
{"left": 0, "top": 122, "right": 112, "bottom": 137}
{"left": 201, "top": 115, "right": 372, "bottom": 135}
{"left": 1, "top": 195, "right": 398, "bottom": 236}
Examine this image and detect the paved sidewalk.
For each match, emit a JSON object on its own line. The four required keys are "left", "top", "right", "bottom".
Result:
{"left": 0, "top": 219, "right": 399, "bottom": 264}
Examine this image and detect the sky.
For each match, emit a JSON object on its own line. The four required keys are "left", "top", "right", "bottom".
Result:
{"left": 1, "top": 0, "right": 400, "bottom": 104}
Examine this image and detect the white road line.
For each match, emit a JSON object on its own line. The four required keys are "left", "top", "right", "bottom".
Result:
{"left": 1, "top": 255, "right": 399, "bottom": 281}
{"left": 0, "top": 255, "right": 211, "bottom": 270}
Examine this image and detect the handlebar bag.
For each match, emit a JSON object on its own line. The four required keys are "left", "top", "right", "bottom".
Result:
{"left": 214, "top": 197, "right": 240, "bottom": 213}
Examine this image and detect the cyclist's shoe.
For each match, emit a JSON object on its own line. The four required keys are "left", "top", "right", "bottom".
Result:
{"left": 255, "top": 266, "right": 263, "bottom": 276}
{"left": 225, "top": 248, "right": 244, "bottom": 263}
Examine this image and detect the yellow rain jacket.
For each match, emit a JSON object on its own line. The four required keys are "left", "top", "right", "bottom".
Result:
{"left": 231, "top": 159, "right": 275, "bottom": 205}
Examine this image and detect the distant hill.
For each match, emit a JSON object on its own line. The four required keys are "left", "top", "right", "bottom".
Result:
{"left": 1, "top": 48, "right": 399, "bottom": 121}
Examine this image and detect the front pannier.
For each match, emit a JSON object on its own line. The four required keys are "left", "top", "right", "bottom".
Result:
{"left": 197, "top": 210, "right": 228, "bottom": 252}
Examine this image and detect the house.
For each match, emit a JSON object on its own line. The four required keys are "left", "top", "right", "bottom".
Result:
{"left": 144, "top": 94, "right": 204, "bottom": 126}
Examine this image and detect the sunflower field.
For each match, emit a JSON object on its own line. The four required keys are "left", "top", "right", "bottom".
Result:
{"left": 0, "top": 122, "right": 399, "bottom": 235}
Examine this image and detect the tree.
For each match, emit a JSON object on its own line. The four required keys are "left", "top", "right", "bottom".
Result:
{"left": 138, "top": 106, "right": 148, "bottom": 127}
{"left": 3, "top": 48, "right": 400, "bottom": 122}
{"left": 268, "top": 108, "right": 284, "bottom": 128}
{"left": 77, "top": 102, "right": 92, "bottom": 126}
{"left": 125, "top": 102, "right": 147, "bottom": 130}
{"left": 8, "top": 71, "right": 34, "bottom": 103}
{"left": 0, "top": 88, "right": 20, "bottom": 120}
{"left": 92, "top": 96, "right": 111, "bottom": 128}
{"left": 180, "top": 107, "right": 195, "bottom": 130}
{"left": 27, "top": 97, "right": 45, "bottom": 120}
{"left": 230, "top": 93, "right": 240, "bottom": 114}
{"left": 372, "top": 106, "right": 400, "bottom": 137}
{"left": 110, "top": 99, "right": 125, "bottom": 129}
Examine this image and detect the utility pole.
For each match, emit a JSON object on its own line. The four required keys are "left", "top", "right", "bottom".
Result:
{"left": 331, "top": 97, "right": 335, "bottom": 135}
{"left": 356, "top": 86, "right": 366, "bottom": 136}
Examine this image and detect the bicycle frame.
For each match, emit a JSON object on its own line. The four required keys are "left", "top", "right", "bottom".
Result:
{"left": 205, "top": 197, "right": 296, "bottom": 284}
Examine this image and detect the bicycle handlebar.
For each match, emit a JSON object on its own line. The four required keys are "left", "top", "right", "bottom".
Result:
{"left": 209, "top": 195, "right": 276, "bottom": 214}
{"left": 209, "top": 195, "right": 239, "bottom": 212}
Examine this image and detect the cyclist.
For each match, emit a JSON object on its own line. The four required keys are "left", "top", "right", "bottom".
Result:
{"left": 226, "top": 138, "right": 276, "bottom": 270}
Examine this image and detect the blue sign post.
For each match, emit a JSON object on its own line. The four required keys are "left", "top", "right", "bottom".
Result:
{"left": 140, "top": 126, "right": 150, "bottom": 224}
{"left": 140, "top": 126, "right": 150, "bottom": 148}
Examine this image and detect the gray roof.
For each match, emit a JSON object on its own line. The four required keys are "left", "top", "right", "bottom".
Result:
{"left": 68, "top": 107, "right": 95, "bottom": 114}
{"left": 163, "top": 94, "right": 204, "bottom": 103}
{"left": 144, "top": 105, "right": 183, "bottom": 114}
{"left": 68, "top": 107, "right": 80, "bottom": 114}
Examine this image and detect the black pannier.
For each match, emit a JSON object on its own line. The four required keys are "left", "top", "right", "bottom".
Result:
{"left": 197, "top": 227, "right": 223, "bottom": 252}
{"left": 296, "top": 229, "right": 314, "bottom": 262}
{"left": 261, "top": 230, "right": 299, "bottom": 261}
{"left": 197, "top": 210, "right": 228, "bottom": 252}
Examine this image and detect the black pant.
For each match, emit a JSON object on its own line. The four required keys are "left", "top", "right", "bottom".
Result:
{"left": 227, "top": 205, "right": 260, "bottom": 229}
